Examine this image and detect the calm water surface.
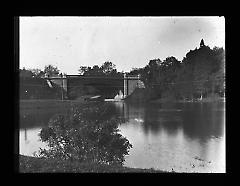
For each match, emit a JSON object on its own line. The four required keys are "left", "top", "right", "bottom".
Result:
{"left": 19, "top": 101, "right": 225, "bottom": 173}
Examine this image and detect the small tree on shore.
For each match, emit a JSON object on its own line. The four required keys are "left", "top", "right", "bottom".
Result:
{"left": 38, "top": 103, "right": 132, "bottom": 165}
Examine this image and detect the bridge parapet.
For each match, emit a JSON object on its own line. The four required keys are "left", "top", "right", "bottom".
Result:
{"left": 44, "top": 74, "right": 144, "bottom": 100}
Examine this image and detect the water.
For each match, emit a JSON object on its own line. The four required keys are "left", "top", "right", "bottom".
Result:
{"left": 19, "top": 101, "right": 225, "bottom": 173}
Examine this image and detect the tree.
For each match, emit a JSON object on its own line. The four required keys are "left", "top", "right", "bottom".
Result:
{"left": 43, "top": 65, "right": 60, "bottom": 77}
{"left": 142, "top": 59, "right": 161, "bottom": 86}
{"left": 91, "top": 65, "right": 104, "bottom": 76}
{"left": 38, "top": 103, "right": 132, "bottom": 165}
{"left": 78, "top": 66, "right": 90, "bottom": 75}
{"left": 127, "top": 39, "right": 225, "bottom": 101}
{"left": 180, "top": 41, "right": 225, "bottom": 99}
{"left": 78, "top": 62, "right": 121, "bottom": 77}
{"left": 101, "top": 61, "right": 116, "bottom": 74}
{"left": 175, "top": 65, "right": 194, "bottom": 100}
{"left": 29, "top": 68, "right": 45, "bottom": 78}
{"left": 193, "top": 59, "right": 210, "bottom": 100}
{"left": 208, "top": 47, "right": 225, "bottom": 96}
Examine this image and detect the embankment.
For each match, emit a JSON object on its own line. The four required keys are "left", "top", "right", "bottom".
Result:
{"left": 124, "top": 88, "right": 158, "bottom": 103}
{"left": 19, "top": 155, "right": 168, "bottom": 173}
{"left": 124, "top": 88, "right": 225, "bottom": 103}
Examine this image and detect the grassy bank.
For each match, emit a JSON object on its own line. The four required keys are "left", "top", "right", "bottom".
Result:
{"left": 19, "top": 155, "right": 168, "bottom": 173}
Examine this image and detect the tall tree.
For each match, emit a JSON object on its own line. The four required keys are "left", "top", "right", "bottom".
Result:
{"left": 78, "top": 62, "right": 121, "bottom": 77}
{"left": 43, "top": 65, "right": 60, "bottom": 77}
{"left": 91, "top": 65, "right": 104, "bottom": 76}
{"left": 128, "top": 39, "right": 225, "bottom": 101}
{"left": 78, "top": 66, "right": 90, "bottom": 75}
{"left": 143, "top": 59, "right": 161, "bottom": 86}
{"left": 101, "top": 61, "right": 116, "bottom": 74}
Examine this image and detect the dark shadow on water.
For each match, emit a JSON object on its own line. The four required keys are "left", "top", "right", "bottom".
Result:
{"left": 180, "top": 102, "right": 225, "bottom": 141}
{"left": 121, "top": 101, "right": 225, "bottom": 142}
{"left": 20, "top": 107, "right": 71, "bottom": 129}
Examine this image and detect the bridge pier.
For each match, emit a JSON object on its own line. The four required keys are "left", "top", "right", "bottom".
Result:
{"left": 124, "top": 73, "right": 127, "bottom": 98}
{"left": 46, "top": 74, "right": 143, "bottom": 100}
{"left": 123, "top": 74, "right": 142, "bottom": 99}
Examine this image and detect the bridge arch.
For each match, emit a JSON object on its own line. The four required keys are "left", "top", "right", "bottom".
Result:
{"left": 45, "top": 74, "right": 145, "bottom": 100}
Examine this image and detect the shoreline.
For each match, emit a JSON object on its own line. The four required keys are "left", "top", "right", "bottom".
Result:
{"left": 19, "top": 98, "right": 225, "bottom": 109}
{"left": 19, "top": 155, "right": 170, "bottom": 173}
{"left": 150, "top": 97, "right": 225, "bottom": 104}
{"left": 19, "top": 99, "right": 85, "bottom": 109}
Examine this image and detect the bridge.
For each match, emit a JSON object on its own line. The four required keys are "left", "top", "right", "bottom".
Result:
{"left": 44, "top": 74, "right": 145, "bottom": 100}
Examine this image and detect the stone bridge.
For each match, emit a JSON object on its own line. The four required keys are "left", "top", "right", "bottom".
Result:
{"left": 44, "top": 74, "right": 145, "bottom": 100}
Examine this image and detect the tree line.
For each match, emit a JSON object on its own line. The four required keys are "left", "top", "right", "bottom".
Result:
{"left": 76, "top": 39, "right": 225, "bottom": 101}
{"left": 19, "top": 65, "right": 64, "bottom": 99}
{"left": 20, "top": 62, "right": 123, "bottom": 78}
{"left": 78, "top": 61, "right": 123, "bottom": 78}
{"left": 19, "top": 65, "right": 62, "bottom": 78}
{"left": 128, "top": 39, "right": 225, "bottom": 101}
{"left": 19, "top": 39, "right": 225, "bottom": 101}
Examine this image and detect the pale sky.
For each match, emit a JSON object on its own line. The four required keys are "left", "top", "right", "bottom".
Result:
{"left": 20, "top": 16, "right": 225, "bottom": 74}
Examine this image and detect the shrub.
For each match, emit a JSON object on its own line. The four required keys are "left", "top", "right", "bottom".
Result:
{"left": 38, "top": 103, "right": 132, "bottom": 166}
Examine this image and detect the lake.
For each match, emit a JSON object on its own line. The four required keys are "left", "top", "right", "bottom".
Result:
{"left": 19, "top": 101, "right": 225, "bottom": 173}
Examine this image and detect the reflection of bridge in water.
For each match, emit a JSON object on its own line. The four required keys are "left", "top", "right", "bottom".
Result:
{"left": 44, "top": 74, "right": 145, "bottom": 99}
{"left": 112, "top": 102, "right": 145, "bottom": 122}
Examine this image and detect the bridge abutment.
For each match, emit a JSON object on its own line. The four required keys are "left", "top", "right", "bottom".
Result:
{"left": 46, "top": 74, "right": 144, "bottom": 100}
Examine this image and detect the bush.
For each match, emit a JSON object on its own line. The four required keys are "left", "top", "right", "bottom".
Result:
{"left": 37, "top": 103, "right": 132, "bottom": 166}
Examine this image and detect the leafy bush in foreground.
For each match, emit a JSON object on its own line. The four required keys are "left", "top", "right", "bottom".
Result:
{"left": 38, "top": 103, "right": 132, "bottom": 165}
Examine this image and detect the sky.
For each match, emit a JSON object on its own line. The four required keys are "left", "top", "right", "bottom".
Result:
{"left": 20, "top": 16, "right": 225, "bottom": 74}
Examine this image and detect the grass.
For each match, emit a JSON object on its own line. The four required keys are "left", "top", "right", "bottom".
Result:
{"left": 19, "top": 155, "right": 169, "bottom": 173}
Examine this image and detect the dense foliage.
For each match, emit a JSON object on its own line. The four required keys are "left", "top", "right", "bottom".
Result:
{"left": 78, "top": 61, "right": 123, "bottom": 78}
{"left": 19, "top": 77, "right": 63, "bottom": 99}
{"left": 20, "top": 65, "right": 61, "bottom": 78}
{"left": 38, "top": 103, "right": 132, "bottom": 165}
{"left": 128, "top": 40, "right": 225, "bottom": 101}
{"left": 19, "top": 65, "right": 65, "bottom": 99}
{"left": 20, "top": 40, "right": 225, "bottom": 101}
